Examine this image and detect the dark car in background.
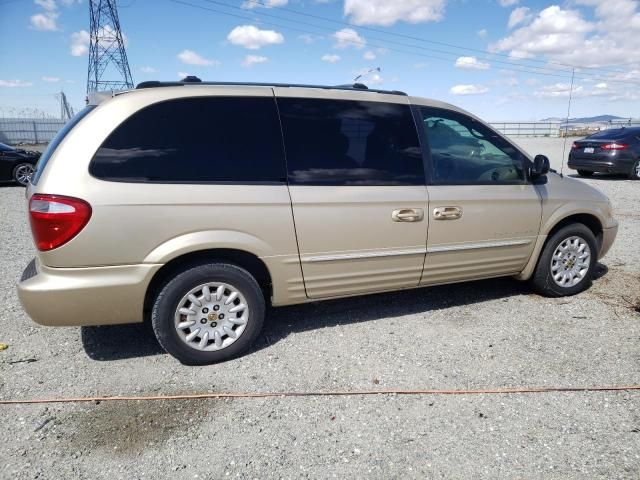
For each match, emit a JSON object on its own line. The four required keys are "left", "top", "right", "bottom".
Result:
{"left": 0, "top": 142, "right": 40, "bottom": 186}
{"left": 568, "top": 127, "right": 640, "bottom": 180}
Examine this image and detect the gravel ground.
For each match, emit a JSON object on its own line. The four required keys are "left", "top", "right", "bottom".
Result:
{"left": 0, "top": 141, "right": 639, "bottom": 478}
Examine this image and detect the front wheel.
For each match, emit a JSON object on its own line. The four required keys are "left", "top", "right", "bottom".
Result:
{"left": 151, "top": 263, "right": 265, "bottom": 365}
{"left": 530, "top": 223, "right": 598, "bottom": 297}
{"left": 629, "top": 160, "right": 640, "bottom": 180}
{"left": 13, "top": 163, "right": 34, "bottom": 186}
{"left": 577, "top": 170, "right": 594, "bottom": 177}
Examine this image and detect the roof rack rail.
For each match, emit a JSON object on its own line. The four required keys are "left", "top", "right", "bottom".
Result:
{"left": 135, "top": 79, "right": 407, "bottom": 96}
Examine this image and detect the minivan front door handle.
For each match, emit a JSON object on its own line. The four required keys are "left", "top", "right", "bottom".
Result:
{"left": 433, "top": 206, "right": 463, "bottom": 220}
{"left": 392, "top": 208, "right": 424, "bottom": 222}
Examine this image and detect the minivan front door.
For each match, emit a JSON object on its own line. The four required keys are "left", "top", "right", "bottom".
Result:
{"left": 417, "top": 106, "right": 542, "bottom": 285}
{"left": 276, "top": 91, "right": 429, "bottom": 299}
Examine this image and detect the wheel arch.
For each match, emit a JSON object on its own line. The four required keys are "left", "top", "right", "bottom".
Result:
{"left": 516, "top": 212, "right": 604, "bottom": 281}
{"left": 143, "top": 248, "right": 274, "bottom": 319}
{"left": 544, "top": 213, "right": 603, "bottom": 250}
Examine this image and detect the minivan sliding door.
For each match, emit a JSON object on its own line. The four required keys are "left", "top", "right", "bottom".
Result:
{"left": 276, "top": 91, "right": 429, "bottom": 299}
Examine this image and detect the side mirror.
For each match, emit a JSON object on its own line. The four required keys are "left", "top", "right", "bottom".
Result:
{"left": 531, "top": 154, "right": 550, "bottom": 179}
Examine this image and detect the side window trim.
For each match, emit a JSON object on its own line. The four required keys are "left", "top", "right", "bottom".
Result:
{"left": 418, "top": 106, "right": 530, "bottom": 186}
{"left": 410, "top": 104, "right": 433, "bottom": 186}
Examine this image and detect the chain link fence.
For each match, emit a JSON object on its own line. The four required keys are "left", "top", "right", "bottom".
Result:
{"left": 0, "top": 118, "right": 66, "bottom": 145}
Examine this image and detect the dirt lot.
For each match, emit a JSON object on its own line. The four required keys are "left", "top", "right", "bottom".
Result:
{"left": 0, "top": 152, "right": 639, "bottom": 478}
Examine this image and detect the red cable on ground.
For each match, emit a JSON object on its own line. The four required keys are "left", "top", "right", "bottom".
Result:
{"left": 1, "top": 385, "right": 639, "bottom": 405}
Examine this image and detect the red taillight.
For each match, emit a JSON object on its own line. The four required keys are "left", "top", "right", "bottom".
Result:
{"left": 29, "top": 194, "right": 92, "bottom": 251}
{"left": 571, "top": 142, "right": 579, "bottom": 149}
{"left": 602, "top": 143, "right": 629, "bottom": 150}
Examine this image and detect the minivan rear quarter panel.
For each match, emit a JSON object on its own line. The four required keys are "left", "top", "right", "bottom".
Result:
{"left": 29, "top": 86, "right": 305, "bottom": 306}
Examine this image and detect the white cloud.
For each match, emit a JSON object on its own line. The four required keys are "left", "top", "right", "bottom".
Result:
{"left": 321, "top": 54, "right": 341, "bottom": 63}
{"left": 242, "top": 55, "right": 268, "bottom": 67}
{"left": 355, "top": 68, "right": 383, "bottom": 85}
{"left": 534, "top": 81, "right": 614, "bottom": 98}
{"left": 177, "top": 49, "right": 218, "bottom": 66}
{"left": 344, "top": 0, "right": 446, "bottom": 26}
{"left": 455, "top": 56, "right": 490, "bottom": 70}
{"left": 30, "top": 12, "right": 58, "bottom": 31}
{"left": 30, "top": 0, "right": 60, "bottom": 31}
{"left": 477, "top": 28, "right": 488, "bottom": 38}
{"left": 333, "top": 28, "right": 366, "bottom": 49}
{"left": 241, "top": 0, "right": 287, "bottom": 8}
{"left": 140, "top": 66, "right": 156, "bottom": 73}
{"left": 363, "top": 50, "right": 376, "bottom": 60}
{"left": 298, "top": 34, "right": 322, "bottom": 44}
{"left": 35, "top": 0, "right": 56, "bottom": 11}
{"left": 41, "top": 76, "right": 60, "bottom": 82}
{"left": 227, "top": 25, "right": 284, "bottom": 50}
{"left": 491, "top": 6, "right": 595, "bottom": 59}
{"left": 368, "top": 73, "right": 384, "bottom": 85}
{"left": 508, "top": 6, "right": 531, "bottom": 29}
{"left": 70, "top": 30, "right": 89, "bottom": 56}
{"left": 450, "top": 84, "right": 489, "bottom": 95}
{"left": 0, "top": 79, "right": 34, "bottom": 87}
{"left": 69, "top": 26, "right": 129, "bottom": 57}
{"left": 178, "top": 72, "right": 190, "bottom": 79}
{"left": 499, "top": 0, "right": 518, "bottom": 6}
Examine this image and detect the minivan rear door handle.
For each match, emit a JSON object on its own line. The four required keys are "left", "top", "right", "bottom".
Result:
{"left": 392, "top": 208, "right": 424, "bottom": 222}
{"left": 433, "top": 206, "right": 463, "bottom": 220}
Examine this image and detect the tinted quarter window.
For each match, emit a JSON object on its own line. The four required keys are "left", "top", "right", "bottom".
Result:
{"left": 420, "top": 107, "right": 527, "bottom": 185}
{"left": 32, "top": 105, "right": 95, "bottom": 185}
{"left": 90, "top": 97, "right": 286, "bottom": 183}
{"left": 278, "top": 98, "right": 424, "bottom": 186}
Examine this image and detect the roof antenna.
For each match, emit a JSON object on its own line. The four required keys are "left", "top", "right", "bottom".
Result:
{"left": 354, "top": 67, "right": 380, "bottom": 83}
{"left": 560, "top": 67, "right": 575, "bottom": 178}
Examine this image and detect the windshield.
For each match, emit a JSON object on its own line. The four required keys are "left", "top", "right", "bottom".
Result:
{"left": 0, "top": 142, "right": 15, "bottom": 152}
{"left": 31, "top": 105, "right": 96, "bottom": 185}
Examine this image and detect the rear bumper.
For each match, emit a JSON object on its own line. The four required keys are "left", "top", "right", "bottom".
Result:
{"left": 17, "top": 258, "right": 161, "bottom": 326}
{"left": 568, "top": 156, "right": 635, "bottom": 174}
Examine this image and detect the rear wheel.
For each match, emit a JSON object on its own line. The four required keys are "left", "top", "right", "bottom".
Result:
{"left": 12, "top": 163, "right": 34, "bottom": 186}
{"left": 530, "top": 223, "right": 597, "bottom": 297}
{"left": 630, "top": 160, "right": 640, "bottom": 180}
{"left": 577, "top": 170, "right": 594, "bottom": 177}
{"left": 151, "top": 263, "right": 265, "bottom": 365}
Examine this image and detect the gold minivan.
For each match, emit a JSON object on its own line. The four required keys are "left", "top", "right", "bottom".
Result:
{"left": 17, "top": 80, "right": 618, "bottom": 365}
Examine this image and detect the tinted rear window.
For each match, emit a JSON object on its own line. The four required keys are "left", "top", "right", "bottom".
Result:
{"left": 90, "top": 96, "right": 286, "bottom": 183}
{"left": 31, "top": 106, "right": 95, "bottom": 185}
{"left": 586, "top": 129, "right": 634, "bottom": 140}
{"left": 278, "top": 98, "right": 424, "bottom": 186}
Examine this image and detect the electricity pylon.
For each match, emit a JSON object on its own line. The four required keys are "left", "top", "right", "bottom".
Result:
{"left": 86, "top": 0, "right": 134, "bottom": 93}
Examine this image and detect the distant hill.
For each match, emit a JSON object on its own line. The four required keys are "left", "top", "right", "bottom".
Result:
{"left": 540, "top": 115, "right": 629, "bottom": 123}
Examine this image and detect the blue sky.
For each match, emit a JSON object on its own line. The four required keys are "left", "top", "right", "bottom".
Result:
{"left": 1, "top": 0, "right": 639, "bottom": 120}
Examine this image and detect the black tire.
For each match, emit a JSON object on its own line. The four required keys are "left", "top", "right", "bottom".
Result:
{"left": 151, "top": 263, "right": 265, "bottom": 365}
{"left": 629, "top": 160, "right": 640, "bottom": 180}
{"left": 530, "top": 223, "right": 598, "bottom": 297}
{"left": 12, "top": 162, "right": 35, "bottom": 186}
{"left": 577, "top": 170, "right": 594, "bottom": 177}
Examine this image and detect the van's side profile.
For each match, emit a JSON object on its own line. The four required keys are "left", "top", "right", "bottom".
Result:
{"left": 17, "top": 81, "right": 618, "bottom": 365}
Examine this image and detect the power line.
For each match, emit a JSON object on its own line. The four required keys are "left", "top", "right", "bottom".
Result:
{"left": 203, "top": 0, "right": 585, "bottom": 78}
{"left": 170, "top": 0, "right": 640, "bottom": 86}
{"left": 235, "top": 0, "right": 636, "bottom": 75}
